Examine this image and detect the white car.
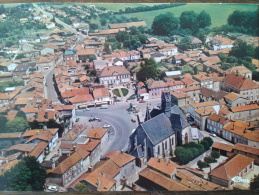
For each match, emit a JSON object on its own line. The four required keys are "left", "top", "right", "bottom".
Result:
{"left": 48, "top": 185, "right": 59, "bottom": 192}
{"left": 85, "top": 108, "right": 90, "bottom": 111}
{"left": 103, "top": 124, "right": 111, "bottom": 128}
{"left": 209, "top": 133, "right": 217, "bottom": 137}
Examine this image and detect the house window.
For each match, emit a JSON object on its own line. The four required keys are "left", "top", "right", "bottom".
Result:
{"left": 171, "top": 138, "right": 174, "bottom": 146}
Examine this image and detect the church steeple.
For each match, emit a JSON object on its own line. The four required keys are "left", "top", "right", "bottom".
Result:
{"left": 161, "top": 91, "right": 171, "bottom": 118}
{"left": 144, "top": 105, "right": 151, "bottom": 122}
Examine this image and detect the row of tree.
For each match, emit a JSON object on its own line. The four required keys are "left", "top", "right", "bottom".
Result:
{"left": 115, "top": 3, "right": 186, "bottom": 14}
{"left": 152, "top": 10, "right": 211, "bottom": 36}
{"left": 174, "top": 137, "right": 214, "bottom": 165}
{"left": 197, "top": 150, "right": 220, "bottom": 171}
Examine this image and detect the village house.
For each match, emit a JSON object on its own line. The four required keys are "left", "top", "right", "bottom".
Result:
{"left": 171, "top": 91, "right": 190, "bottom": 107}
{"left": 206, "top": 113, "right": 229, "bottom": 135}
{"left": 193, "top": 73, "right": 213, "bottom": 89}
{"left": 176, "top": 86, "right": 201, "bottom": 104}
{"left": 189, "top": 101, "right": 220, "bottom": 119}
{"left": 225, "top": 65, "right": 252, "bottom": 80}
{"left": 223, "top": 92, "right": 247, "bottom": 107}
{"left": 22, "top": 127, "right": 59, "bottom": 152}
{"left": 50, "top": 149, "right": 90, "bottom": 187}
{"left": 69, "top": 151, "right": 136, "bottom": 192}
{"left": 222, "top": 120, "right": 259, "bottom": 147}
{"left": 0, "top": 132, "right": 22, "bottom": 148}
{"left": 36, "top": 56, "right": 56, "bottom": 71}
{"left": 28, "top": 141, "right": 48, "bottom": 163}
{"left": 220, "top": 72, "right": 259, "bottom": 103}
{"left": 98, "top": 66, "right": 130, "bottom": 87}
{"left": 194, "top": 107, "right": 217, "bottom": 131}
{"left": 89, "top": 28, "right": 126, "bottom": 37}
{"left": 41, "top": 43, "right": 59, "bottom": 55}
{"left": 210, "top": 35, "right": 234, "bottom": 51}
{"left": 230, "top": 104, "right": 259, "bottom": 121}
{"left": 210, "top": 154, "right": 254, "bottom": 188}
{"left": 145, "top": 78, "right": 168, "bottom": 99}
{"left": 233, "top": 143, "right": 259, "bottom": 165}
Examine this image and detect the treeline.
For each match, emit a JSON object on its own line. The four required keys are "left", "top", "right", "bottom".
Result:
{"left": 114, "top": 3, "right": 186, "bottom": 14}
{"left": 214, "top": 10, "right": 259, "bottom": 36}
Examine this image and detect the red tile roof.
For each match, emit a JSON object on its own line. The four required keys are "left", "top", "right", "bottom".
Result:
{"left": 222, "top": 72, "right": 259, "bottom": 91}
{"left": 139, "top": 168, "right": 190, "bottom": 191}
{"left": 68, "top": 94, "right": 94, "bottom": 103}
{"left": 212, "top": 142, "right": 234, "bottom": 152}
{"left": 210, "top": 154, "right": 254, "bottom": 181}
{"left": 28, "top": 141, "right": 48, "bottom": 158}
{"left": 234, "top": 143, "right": 259, "bottom": 156}
{"left": 147, "top": 158, "right": 181, "bottom": 176}
{"left": 87, "top": 127, "right": 107, "bottom": 139}
{"left": 104, "top": 150, "right": 135, "bottom": 167}
{"left": 231, "top": 104, "right": 259, "bottom": 112}
{"left": 61, "top": 88, "right": 90, "bottom": 99}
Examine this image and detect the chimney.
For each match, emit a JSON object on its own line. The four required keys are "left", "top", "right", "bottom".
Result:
{"left": 101, "top": 172, "right": 105, "bottom": 177}
{"left": 243, "top": 128, "right": 247, "bottom": 133}
{"left": 36, "top": 131, "right": 40, "bottom": 135}
{"left": 97, "top": 177, "right": 101, "bottom": 188}
{"left": 51, "top": 159, "right": 55, "bottom": 169}
{"left": 5, "top": 158, "right": 8, "bottom": 163}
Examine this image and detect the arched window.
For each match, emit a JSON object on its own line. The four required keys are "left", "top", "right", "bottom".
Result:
{"left": 165, "top": 141, "right": 167, "bottom": 150}
{"left": 157, "top": 145, "right": 160, "bottom": 155}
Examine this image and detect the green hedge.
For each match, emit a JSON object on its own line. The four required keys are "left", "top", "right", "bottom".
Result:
{"left": 174, "top": 137, "right": 214, "bottom": 165}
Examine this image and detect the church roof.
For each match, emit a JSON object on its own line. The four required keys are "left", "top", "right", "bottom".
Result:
{"left": 130, "top": 145, "right": 144, "bottom": 158}
{"left": 170, "top": 105, "right": 186, "bottom": 119}
{"left": 140, "top": 113, "right": 174, "bottom": 145}
{"left": 170, "top": 113, "right": 190, "bottom": 130}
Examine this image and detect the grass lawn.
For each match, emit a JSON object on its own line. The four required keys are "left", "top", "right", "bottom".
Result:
{"left": 121, "top": 88, "right": 129, "bottom": 96}
{"left": 112, "top": 3, "right": 258, "bottom": 28}
{"left": 112, "top": 89, "right": 121, "bottom": 97}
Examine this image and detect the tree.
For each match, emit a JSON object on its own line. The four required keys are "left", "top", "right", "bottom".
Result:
{"left": 16, "top": 53, "right": 26, "bottom": 60}
{"left": 197, "top": 160, "right": 207, "bottom": 171}
{"left": 174, "top": 147, "right": 192, "bottom": 165}
{"left": 88, "top": 54, "right": 96, "bottom": 62}
{"left": 136, "top": 58, "right": 159, "bottom": 82}
{"left": 177, "top": 37, "right": 191, "bottom": 51}
{"left": 255, "top": 46, "right": 259, "bottom": 60}
{"left": 29, "top": 120, "right": 40, "bottom": 129}
{"left": 46, "top": 119, "right": 60, "bottom": 128}
{"left": 74, "top": 183, "right": 90, "bottom": 192}
{"left": 100, "top": 18, "right": 107, "bottom": 26}
{"left": 197, "top": 144, "right": 205, "bottom": 154}
{"left": 129, "top": 26, "right": 139, "bottom": 35}
{"left": 182, "top": 65, "right": 195, "bottom": 75}
{"left": 180, "top": 11, "right": 198, "bottom": 34}
{"left": 204, "top": 156, "right": 216, "bottom": 164}
{"left": 115, "top": 31, "right": 129, "bottom": 43}
{"left": 15, "top": 110, "right": 27, "bottom": 120}
{"left": 250, "top": 174, "right": 259, "bottom": 190}
{"left": 3, "top": 156, "right": 46, "bottom": 191}
{"left": 152, "top": 12, "right": 179, "bottom": 36}
{"left": 200, "top": 140, "right": 210, "bottom": 151}
{"left": 0, "top": 115, "right": 7, "bottom": 133}
{"left": 5, "top": 117, "right": 29, "bottom": 133}
{"left": 189, "top": 147, "right": 199, "bottom": 158}
{"left": 104, "top": 43, "right": 111, "bottom": 54}
{"left": 203, "top": 137, "right": 214, "bottom": 147}
{"left": 197, "top": 10, "right": 211, "bottom": 29}
{"left": 211, "top": 151, "right": 220, "bottom": 159}
{"left": 230, "top": 39, "right": 255, "bottom": 59}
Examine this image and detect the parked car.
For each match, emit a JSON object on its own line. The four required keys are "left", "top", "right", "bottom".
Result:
{"left": 100, "top": 105, "right": 108, "bottom": 109}
{"left": 85, "top": 108, "right": 90, "bottom": 111}
{"left": 48, "top": 186, "right": 59, "bottom": 192}
{"left": 103, "top": 124, "right": 111, "bottom": 128}
{"left": 131, "top": 118, "right": 136, "bottom": 123}
{"left": 139, "top": 100, "right": 146, "bottom": 103}
{"left": 209, "top": 133, "right": 216, "bottom": 137}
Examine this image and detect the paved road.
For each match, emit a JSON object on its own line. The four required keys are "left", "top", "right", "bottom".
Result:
{"left": 33, "top": 4, "right": 86, "bottom": 42}
{"left": 76, "top": 104, "right": 138, "bottom": 153}
{"left": 43, "top": 68, "right": 60, "bottom": 104}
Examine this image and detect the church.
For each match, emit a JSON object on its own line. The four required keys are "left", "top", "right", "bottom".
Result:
{"left": 128, "top": 91, "right": 191, "bottom": 166}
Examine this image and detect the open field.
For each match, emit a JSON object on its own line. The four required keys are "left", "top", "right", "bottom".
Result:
{"left": 96, "top": 3, "right": 258, "bottom": 28}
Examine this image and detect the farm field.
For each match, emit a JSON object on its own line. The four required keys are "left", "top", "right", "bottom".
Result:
{"left": 95, "top": 3, "right": 258, "bottom": 28}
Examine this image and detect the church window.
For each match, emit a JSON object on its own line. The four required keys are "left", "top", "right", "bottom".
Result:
{"left": 171, "top": 138, "right": 174, "bottom": 146}
{"left": 157, "top": 145, "right": 160, "bottom": 155}
{"left": 165, "top": 141, "right": 167, "bottom": 150}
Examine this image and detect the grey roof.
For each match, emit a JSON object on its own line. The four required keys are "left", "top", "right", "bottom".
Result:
{"left": 130, "top": 145, "right": 144, "bottom": 158}
{"left": 141, "top": 113, "right": 174, "bottom": 145}
{"left": 170, "top": 105, "right": 186, "bottom": 119}
{"left": 170, "top": 113, "right": 190, "bottom": 131}
{"left": 191, "top": 127, "right": 204, "bottom": 140}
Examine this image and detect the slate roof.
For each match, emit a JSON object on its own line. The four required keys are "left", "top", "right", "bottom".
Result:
{"left": 130, "top": 145, "right": 144, "bottom": 159}
{"left": 140, "top": 113, "right": 174, "bottom": 145}
{"left": 170, "top": 113, "right": 190, "bottom": 130}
